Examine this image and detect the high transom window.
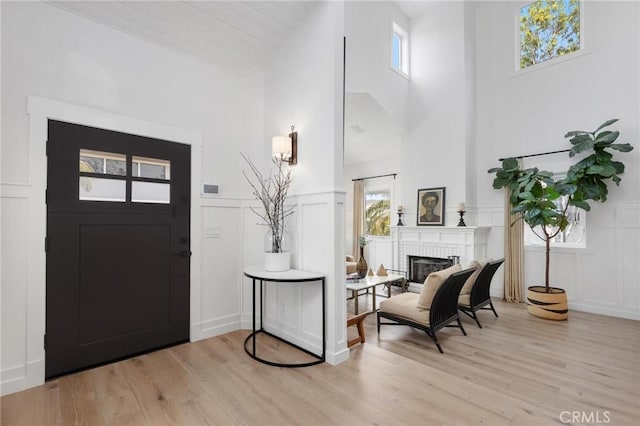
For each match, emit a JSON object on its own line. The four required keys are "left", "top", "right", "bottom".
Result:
{"left": 391, "top": 22, "right": 409, "bottom": 77}
{"left": 519, "top": 0, "right": 581, "bottom": 69}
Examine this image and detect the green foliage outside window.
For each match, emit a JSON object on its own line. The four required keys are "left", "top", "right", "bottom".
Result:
{"left": 520, "top": 0, "right": 580, "bottom": 69}
{"left": 366, "top": 199, "right": 390, "bottom": 236}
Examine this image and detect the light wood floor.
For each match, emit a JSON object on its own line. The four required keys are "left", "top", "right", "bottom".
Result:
{"left": 2, "top": 294, "right": 639, "bottom": 425}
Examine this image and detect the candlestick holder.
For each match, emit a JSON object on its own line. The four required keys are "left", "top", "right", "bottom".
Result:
{"left": 457, "top": 210, "right": 466, "bottom": 227}
{"left": 396, "top": 212, "right": 404, "bottom": 226}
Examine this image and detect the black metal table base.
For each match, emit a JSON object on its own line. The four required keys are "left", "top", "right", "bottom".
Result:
{"left": 243, "top": 329, "right": 324, "bottom": 368}
{"left": 244, "top": 270, "right": 326, "bottom": 368}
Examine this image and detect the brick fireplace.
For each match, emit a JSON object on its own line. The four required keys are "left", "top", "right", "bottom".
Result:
{"left": 391, "top": 226, "right": 490, "bottom": 292}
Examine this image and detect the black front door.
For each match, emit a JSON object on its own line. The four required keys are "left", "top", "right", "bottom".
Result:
{"left": 46, "top": 120, "right": 190, "bottom": 379}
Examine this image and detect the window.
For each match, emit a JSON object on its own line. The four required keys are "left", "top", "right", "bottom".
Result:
{"left": 79, "top": 150, "right": 127, "bottom": 201}
{"left": 365, "top": 190, "right": 391, "bottom": 236}
{"left": 391, "top": 22, "right": 409, "bottom": 76}
{"left": 132, "top": 156, "right": 171, "bottom": 180}
{"left": 519, "top": 0, "right": 581, "bottom": 69}
{"left": 524, "top": 192, "right": 586, "bottom": 248}
{"left": 79, "top": 149, "right": 171, "bottom": 204}
{"left": 80, "top": 149, "right": 126, "bottom": 176}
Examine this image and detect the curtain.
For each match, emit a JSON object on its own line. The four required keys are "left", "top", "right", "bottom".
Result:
{"left": 504, "top": 182, "right": 524, "bottom": 303}
{"left": 352, "top": 180, "right": 365, "bottom": 258}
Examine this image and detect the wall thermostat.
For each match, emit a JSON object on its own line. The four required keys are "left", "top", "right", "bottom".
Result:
{"left": 202, "top": 183, "right": 220, "bottom": 197}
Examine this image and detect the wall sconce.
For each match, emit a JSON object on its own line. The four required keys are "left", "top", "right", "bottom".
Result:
{"left": 272, "top": 125, "right": 297, "bottom": 165}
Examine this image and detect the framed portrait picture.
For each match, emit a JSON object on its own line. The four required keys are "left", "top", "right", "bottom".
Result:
{"left": 417, "top": 187, "right": 445, "bottom": 226}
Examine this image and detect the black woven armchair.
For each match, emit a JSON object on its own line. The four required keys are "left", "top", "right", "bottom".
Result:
{"left": 457, "top": 258, "right": 505, "bottom": 328}
{"left": 377, "top": 268, "right": 476, "bottom": 353}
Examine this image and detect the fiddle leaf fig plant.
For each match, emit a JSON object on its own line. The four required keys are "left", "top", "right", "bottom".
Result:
{"left": 489, "top": 119, "right": 633, "bottom": 292}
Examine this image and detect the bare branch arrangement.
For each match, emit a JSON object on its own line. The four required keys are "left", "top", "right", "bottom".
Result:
{"left": 241, "top": 153, "right": 295, "bottom": 253}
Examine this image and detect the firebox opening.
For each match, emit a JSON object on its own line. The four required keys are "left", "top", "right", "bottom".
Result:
{"left": 408, "top": 255, "right": 459, "bottom": 284}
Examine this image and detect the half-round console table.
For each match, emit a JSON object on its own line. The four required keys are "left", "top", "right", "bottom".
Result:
{"left": 243, "top": 265, "right": 325, "bottom": 368}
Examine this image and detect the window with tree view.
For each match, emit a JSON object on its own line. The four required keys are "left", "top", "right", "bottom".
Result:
{"left": 524, "top": 194, "right": 586, "bottom": 247}
{"left": 523, "top": 174, "right": 586, "bottom": 248}
{"left": 520, "top": 0, "right": 580, "bottom": 69}
{"left": 365, "top": 190, "right": 390, "bottom": 236}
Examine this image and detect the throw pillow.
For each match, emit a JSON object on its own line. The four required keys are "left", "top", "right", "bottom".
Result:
{"left": 460, "top": 260, "right": 485, "bottom": 295}
{"left": 416, "top": 264, "right": 462, "bottom": 310}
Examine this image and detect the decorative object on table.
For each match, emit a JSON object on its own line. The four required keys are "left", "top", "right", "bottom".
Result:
{"left": 489, "top": 119, "right": 634, "bottom": 320}
{"left": 346, "top": 274, "right": 361, "bottom": 283}
{"left": 376, "top": 264, "right": 388, "bottom": 276}
{"left": 356, "top": 236, "right": 369, "bottom": 278}
{"left": 417, "top": 187, "right": 445, "bottom": 226}
{"left": 367, "top": 268, "right": 374, "bottom": 277}
{"left": 242, "top": 153, "right": 295, "bottom": 272}
{"left": 457, "top": 202, "right": 466, "bottom": 227}
{"left": 396, "top": 205, "right": 404, "bottom": 226}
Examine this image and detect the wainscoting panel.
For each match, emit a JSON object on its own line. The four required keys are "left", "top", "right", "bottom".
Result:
{"left": 554, "top": 251, "right": 581, "bottom": 297}
{"left": 480, "top": 202, "right": 640, "bottom": 320}
{"left": 195, "top": 202, "right": 243, "bottom": 340}
{"left": 242, "top": 195, "right": 335, "bottom": 357}
{"left": 1, "top": 193, "right": 30, "bottom": 392}
{"left": 301, "top": 281, "right": 324, "bottom": 341}
{"left": 581, "top": 227, "right": 617, "bottom": 305}
{"left": 622, "top": 228, "right": 640, "bottom": 309}
{"left": 240, "top": 203, "right": 268, "bottom": 328}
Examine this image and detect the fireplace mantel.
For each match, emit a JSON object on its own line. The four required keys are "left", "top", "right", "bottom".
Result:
{"left": 391, "top": 226, "right": 490, "bottom": 291}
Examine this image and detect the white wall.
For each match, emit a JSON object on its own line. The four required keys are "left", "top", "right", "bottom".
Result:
{"left": 345, "top": 0, "right": 409, "bottom": 129}
{"left": 0, "top": 1, "right": 262, "bottom": 395}
{"left": 402, "top": 0, "right": 476, "bottom": 227}
{"left": 254, "top": 1, "right": 347, "bottom": 364}
{"left": 344, "top": 0, "right": 409, "bottom": 255}
{"left": 344, "top": 0, "right": 639, "bottom": 319}
{"left": 475, "top": 1, "right": 640, "bottom": 318}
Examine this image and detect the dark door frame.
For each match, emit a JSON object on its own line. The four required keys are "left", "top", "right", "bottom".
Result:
{"left": 23, "top": 96, "right": 203, "bottom": 390}
{"left": 45, "top": 119, "right": 192, "bottom": 378}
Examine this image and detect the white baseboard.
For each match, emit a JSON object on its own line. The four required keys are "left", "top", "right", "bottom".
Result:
{"left": 1, "top": 359, "right": 45, "bottom": 397}
{"left": 190, "top": 314, "right": 241, "bottom": 342}
{"left": 326, "top": 347, "right": 350, "bottom": 365}
{"left": 240, "top": 313, "right": 262, "bottom": 330}
{"left": 567, "top": 302, "right": 640, "bottom": 321}
{"left": 260, "top": 323, "right": 323, "bottom": 356}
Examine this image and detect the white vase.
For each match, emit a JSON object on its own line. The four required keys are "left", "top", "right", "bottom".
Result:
{"left": 264, "top": 252, "right": 291, "bottom": 272}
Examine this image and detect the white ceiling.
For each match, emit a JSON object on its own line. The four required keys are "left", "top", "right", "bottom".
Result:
{"left": 394, "top": 0, "right": 438, "bottom": 18}
{"left": 47, "top": 1, "right": 422, "bottom": 165}
{"left": 48, "top": 0, "right": 317, "bottom": 76}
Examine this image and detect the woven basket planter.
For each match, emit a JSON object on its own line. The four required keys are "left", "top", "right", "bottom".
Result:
{"left": 526, "top": 286, "right": 568, "bottom": 321}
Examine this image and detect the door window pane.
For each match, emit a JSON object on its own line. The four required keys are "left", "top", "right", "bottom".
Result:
{"left": 132, "top": 156, "right": 170, "bottom": 180}
{"left": 105, "top": 159, "right": 126, "bottom": 175}
{"left": 79, "top": 149, "right": 126, "bottom": 176}
{"left": 132, "top": 181, "right": 170, "bottom": 204}
{"left": 79, "top": 177, "right": 126, "bottom": 202}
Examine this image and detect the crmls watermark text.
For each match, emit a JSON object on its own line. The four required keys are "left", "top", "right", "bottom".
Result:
{"left": 559, "top": 411, "right": 611, "bottom": 424}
